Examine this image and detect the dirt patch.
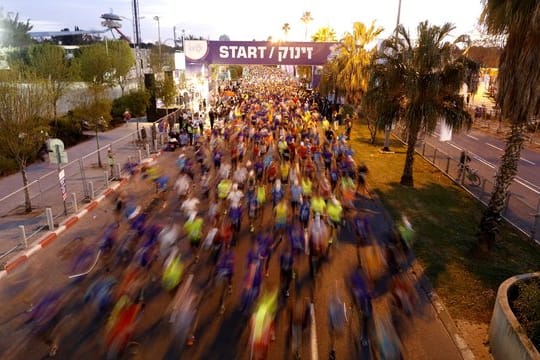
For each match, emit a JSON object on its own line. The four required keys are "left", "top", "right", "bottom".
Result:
{"left": 455, "top": 319, "right": 493, "bottom": 359}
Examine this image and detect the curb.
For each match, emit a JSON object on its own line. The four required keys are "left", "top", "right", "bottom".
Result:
{"left": 410, "top": 260, "right": 475, "bottom": 360}
{"left": 1, "top": 151, "right": 162, "bottom": 277}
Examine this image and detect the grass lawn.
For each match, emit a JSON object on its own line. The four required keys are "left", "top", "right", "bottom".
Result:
{"left": 348, "top": 124, "right": 540, "bottom": 323}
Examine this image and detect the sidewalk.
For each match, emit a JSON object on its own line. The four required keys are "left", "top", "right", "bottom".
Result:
{"left": 0, "top": 119, "right": 153, "bottom": 264}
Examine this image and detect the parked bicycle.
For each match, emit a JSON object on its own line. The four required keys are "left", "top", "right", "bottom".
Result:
{"left": 458, "top": 164, "right": 481, "bottom": 186}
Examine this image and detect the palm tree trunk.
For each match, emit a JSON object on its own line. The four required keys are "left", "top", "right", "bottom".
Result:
{"left": 400, "top": 122, "right": 420, "bottom": 186}
{"left": 21, "top": 164, "right": 32, "bottom": 213}
{"left": 477, "top": 123, "right": 525, "bottom": 252}
{"left": 382, "top": 125, "right": 391, "bottom": 151}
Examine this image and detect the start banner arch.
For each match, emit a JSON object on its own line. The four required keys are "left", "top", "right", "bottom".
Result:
{"left": 184, "top": 40, "right": 338, "bottom": 66}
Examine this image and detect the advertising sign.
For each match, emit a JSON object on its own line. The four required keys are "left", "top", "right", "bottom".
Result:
{"left": 185, "top": 40, "right": 338, "bottom": 66}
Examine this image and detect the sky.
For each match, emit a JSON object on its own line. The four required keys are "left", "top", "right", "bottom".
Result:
{"left": 2, "top": 0, "right": 485, "bottom": 44}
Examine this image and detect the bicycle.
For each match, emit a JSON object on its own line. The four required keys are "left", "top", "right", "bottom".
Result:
{"left": 459, "top": 165, "right": 481, "bottom": 186}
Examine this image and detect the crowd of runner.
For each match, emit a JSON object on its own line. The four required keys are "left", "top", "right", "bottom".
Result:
{"left": 22, "top": 65, "right": 422, "bottom": 359}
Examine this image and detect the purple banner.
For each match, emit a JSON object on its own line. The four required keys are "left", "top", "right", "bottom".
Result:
{"left": 185, "top": 40, "right": 338, "bottom": 66}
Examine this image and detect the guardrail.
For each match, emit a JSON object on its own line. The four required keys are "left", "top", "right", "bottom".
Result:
{"left": 394, "top": 127, "right": 540, "bottom": 244}
{"left": 0, "top": 109, "right": 182, "bottom": 261}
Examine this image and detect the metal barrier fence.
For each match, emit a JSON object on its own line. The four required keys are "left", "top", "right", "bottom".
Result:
{"left": 411, "top": 136, "right": 540, "bottom": 244}
{"left": 0, "top": 109, "right": 181, "bottom": 261}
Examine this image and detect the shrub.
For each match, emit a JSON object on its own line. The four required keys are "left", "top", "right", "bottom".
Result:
{"left": 52, "top": 114, "right": 86, "bottom": 147}
{"left": 0, "top": 155, "right": 18, "bottom": 176}
{"left": 111, "top": 89, "right": 150, "bottom": 119}
{"left": 512, "top": 278, "right": 540, "bottom": 350}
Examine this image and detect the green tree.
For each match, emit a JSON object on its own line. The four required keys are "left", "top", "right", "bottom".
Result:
{"left": 0, "top": 11, "right": 33, "bottom": 47}
{"left": 300, "top": 11, "right": 313, "bottom": 40}
{"left": 368, "top": 22, "right": 474, "bottom": 187}
{"left": 25, "top": 44, "right": 76, "bottom": 129}
{"left": 282, "top": 23, "right": 291, "bottom": 40}
{"left": 155, "top": 73, "right": 177, "bottom": 114}
{"left": 0, "top": 74, "right": 49, "bottom": 212}
{"left": 335, "top": 21, "right": 382, "bottom": 106}
{"left": 311, "top": 26, "right": 337, "bottom": 42}
{"left": 149, "top": 44, "right": 174, "bottom": 74}
{"left": 108, "top": 40, "right": 135, "bottom": 95}
{"left": 77, "top": 43, "right": 113, "bottom": 90}
{"left": 477, "top": 0, "right": 540, "bottom": 252}
{"left": 76, "top": 43, "right": 114, "bottom": 168}
{"left": 318, "top": 59, "right": 340, "bottom": 104}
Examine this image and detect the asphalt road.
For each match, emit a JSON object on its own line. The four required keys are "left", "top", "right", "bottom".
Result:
{"left": 0, "top": 146, "right": 463, "bottom": 360}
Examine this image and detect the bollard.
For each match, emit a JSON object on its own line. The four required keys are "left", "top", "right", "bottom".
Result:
{"left": 138, "top": 150, "right": 143, "bottom": 163}
{"left": 432, "top": 148, "right": 438, "bottom": 164}
{"left": 422, "top": 142, "right": 426, "bottom": 156}
{"left": 88, "top": 181, "right": 95, "bottom": 200}
{"left": 71, "top": 192, "right": 78, "bottom": 213}
{"left": 114, "top": 163, "right": 122, "bottom": 180}
{"left": 79, "top": 158, "right": 89, "bottom": 201}
{"left": 19, "top": 225, "right": 28, "bottom": 249}
{"left": 45, "top": 207, "right": 54, "bottom": 230}
{"left": 445, "top": 156, "right": 450, "bottom": 174}
{"left": 145, "top": 144, "right": 150, "bottom": 157}
{"left": 105, "top": 171, "right": 110, "bottom": 187}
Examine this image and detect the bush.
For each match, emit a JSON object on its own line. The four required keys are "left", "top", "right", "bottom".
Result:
{"left": 111, "top": 89, "right": 150, "bottom": 119}
{"left": 52, "top": 114, "right": 86, "bottom": 147}
{"left": 0, "top": 155, "right": 18, "bottom": 176}
{"left": 512, "top": 278, "right": 540, "bottom": 350}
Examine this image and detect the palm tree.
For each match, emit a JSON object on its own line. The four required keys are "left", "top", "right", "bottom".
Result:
{"left": 282, "top": 23, "right": 291, "bottom": 40}
{"left": 367, "top": 21, "right": 475, "bottom": 187}
{"left": 300, "top": 11, "right": 313, "bottom": 41}
{"left": 335, "top": 21, "right": 382, "bottom": 106}
{"left": 476, "top": 1, "right": 540, "bottom": 252}
{"left": 311, "top": 26, "right": 337, "bottom": 42}
{"left": 0, "top": 11, "right": 33, "bottom": 47}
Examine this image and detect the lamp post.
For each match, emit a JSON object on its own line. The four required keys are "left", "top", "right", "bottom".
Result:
{"left": 153, "top": 16, "right": 162, "bottom": 70}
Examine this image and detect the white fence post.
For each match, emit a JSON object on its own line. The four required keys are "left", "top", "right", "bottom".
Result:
{"left": 88, "top": 181, "right": 95, "bottom": 200}
{"left": 19, "top": 225, "right": 27, "bottom": 248}
{"left": 45, "top": 207, "right": 54, "bottom": 230}
{"left": 71, "top": 192, "right": 78, "bottom": 213}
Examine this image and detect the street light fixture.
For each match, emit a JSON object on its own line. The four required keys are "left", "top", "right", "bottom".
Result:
{"left": 153, "top": 16, "right": 162, "bottom": 70}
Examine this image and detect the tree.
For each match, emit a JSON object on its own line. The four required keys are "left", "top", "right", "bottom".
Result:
{"left": 282, "top": 23, "right": 291, "bottom": 40}
{"left": 311, "top": 26, "right": 337, "bottom": 42}
{"left": 155, "top": 72, "right": 177, "bottom": 114}
{"left": 148, "top": 44, "right": 174, "bottom": 74}
{"left": 300, "top": 11, "right": 313, "bottom": 40}
{"left": 77, "top": 43, "right": 113, "bottom": 90}
{"left": 107, "top": 40, "right": 136, "bottom": 95}
{"left": 477, "top": 0, "right": 540, "bottom": 252}
{"left": 76, "top": 43, "right": 113, "bottom": 168}
{"left": 0, "top": 11, "right": 33, "bottom": 47}
{"left": 367, "top": 21, "right": 475, "bottom": 187}
{"left": 335, "top": 22, "right": 382, "bottom": 106}
{"left": 318, "top": 59, "right": 340, "bottom": 104}
{"left": 24, "top": 44, "right": 76, "bottom": 130}
{"left": 0, "top": 74, "right": 49, "bottom": 213}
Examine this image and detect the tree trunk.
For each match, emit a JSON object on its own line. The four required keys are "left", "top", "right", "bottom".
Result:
{"left": 382, "top": 124, "right": 391, "bottom": 151}
{"left": 400, "top": 122, "right": 420, "bottom": 187}
{"left": 21, "top": 164, "right": 32, "bottom": 213}
{"left": 96, "top": 128, "right": 102, "bottom": 168}
{"left": 476, "top": 123, "right": 525, "bottom": 252}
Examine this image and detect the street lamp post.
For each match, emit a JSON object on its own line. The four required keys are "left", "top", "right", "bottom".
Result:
{"left": 153, "top": 16, "right": 162, "bottom": 70}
